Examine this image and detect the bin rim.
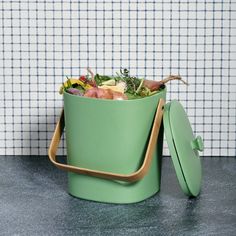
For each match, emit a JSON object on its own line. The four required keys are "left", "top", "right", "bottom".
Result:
{"left": 63, "top": 87, "right": 166, "bottom": 103}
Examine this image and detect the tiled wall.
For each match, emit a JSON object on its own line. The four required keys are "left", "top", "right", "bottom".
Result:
{"left": 0, "top": 0, "right": 235, "bottom": 156}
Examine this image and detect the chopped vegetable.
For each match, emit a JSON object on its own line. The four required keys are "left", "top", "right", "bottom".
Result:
{"left": 66, "top": 88, "right": 83, "bottom": 96}
{"left": 101, "top": 79, "right": 116, "bottom": 86}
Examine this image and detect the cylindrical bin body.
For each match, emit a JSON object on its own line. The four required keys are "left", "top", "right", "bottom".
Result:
{"left": 64, "top": 88, "right": 166, "bottom": 203}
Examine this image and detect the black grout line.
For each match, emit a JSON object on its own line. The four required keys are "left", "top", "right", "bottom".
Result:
{"left": 0, "top": 1, "right": 235, "bottom": 156}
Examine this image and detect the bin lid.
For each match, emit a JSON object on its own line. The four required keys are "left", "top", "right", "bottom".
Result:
{"left": 163, "top": 100, "right": 203, "bottom": 197}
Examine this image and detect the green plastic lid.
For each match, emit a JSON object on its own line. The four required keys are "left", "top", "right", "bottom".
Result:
{"left": 163, "top": 100, "right": 203, "bottom": 197}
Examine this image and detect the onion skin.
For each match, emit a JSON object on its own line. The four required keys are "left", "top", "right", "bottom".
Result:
{"left": 97, "top": 88, "right": 113, "bottom": 99}
{"left": 143, "top": 80, "right": 162, "bottom": 92}
{"left": 143, "top": 75, "right": 188, "bottom": 92}
{"left": 84, "top": 88, "right": 128, "bottom": 100}
{"left": 112, "top": 91, "right": 128, "bottom": 100}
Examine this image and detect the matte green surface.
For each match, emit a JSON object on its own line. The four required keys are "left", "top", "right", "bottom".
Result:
{"left": 64, "top": 89, "right": 166, "bottom": 203}
{"left": 163, "top": 100, "right": 202, "bottom": 197}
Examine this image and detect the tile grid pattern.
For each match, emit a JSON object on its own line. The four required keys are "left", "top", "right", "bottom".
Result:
{"left": 0, "top": 0, "right": 235, "bottom": 156}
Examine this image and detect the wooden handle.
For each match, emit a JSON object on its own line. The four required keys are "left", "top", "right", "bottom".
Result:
{"left": 48, "top": 98, "right": 165, "bottom": 182}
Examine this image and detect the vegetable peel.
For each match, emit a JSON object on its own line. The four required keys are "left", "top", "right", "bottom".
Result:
{"left": 60, "top": 69, "right": 187, "bottom": 100}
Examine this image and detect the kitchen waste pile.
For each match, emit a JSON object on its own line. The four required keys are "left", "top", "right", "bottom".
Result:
{"left": 60, "top": 68, "right": 188, "bottom": 100}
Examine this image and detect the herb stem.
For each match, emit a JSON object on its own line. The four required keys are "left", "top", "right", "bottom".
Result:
{"left": 135, "top": 79, "right": 144, "bottom": 94}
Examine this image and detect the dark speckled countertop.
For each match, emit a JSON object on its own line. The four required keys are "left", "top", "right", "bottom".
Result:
{"left": 0, "top": 156, "right": 236, "bottom": 236}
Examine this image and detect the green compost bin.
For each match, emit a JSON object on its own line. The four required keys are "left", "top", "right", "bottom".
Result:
{"left": 63, "top": 88, "right": 166, "bottom": 203}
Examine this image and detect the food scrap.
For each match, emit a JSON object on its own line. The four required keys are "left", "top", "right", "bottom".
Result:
{"left": 60, "top": 68, "right": 188, "bottom": 100}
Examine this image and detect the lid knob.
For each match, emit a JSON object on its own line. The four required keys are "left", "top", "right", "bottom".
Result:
{"left": 191, "top": 136, "right": 204, "bottom": 152}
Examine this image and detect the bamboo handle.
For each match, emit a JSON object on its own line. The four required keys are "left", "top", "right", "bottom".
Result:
{"left": 48, "top": 98, "right": 165, "bottom": 182}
